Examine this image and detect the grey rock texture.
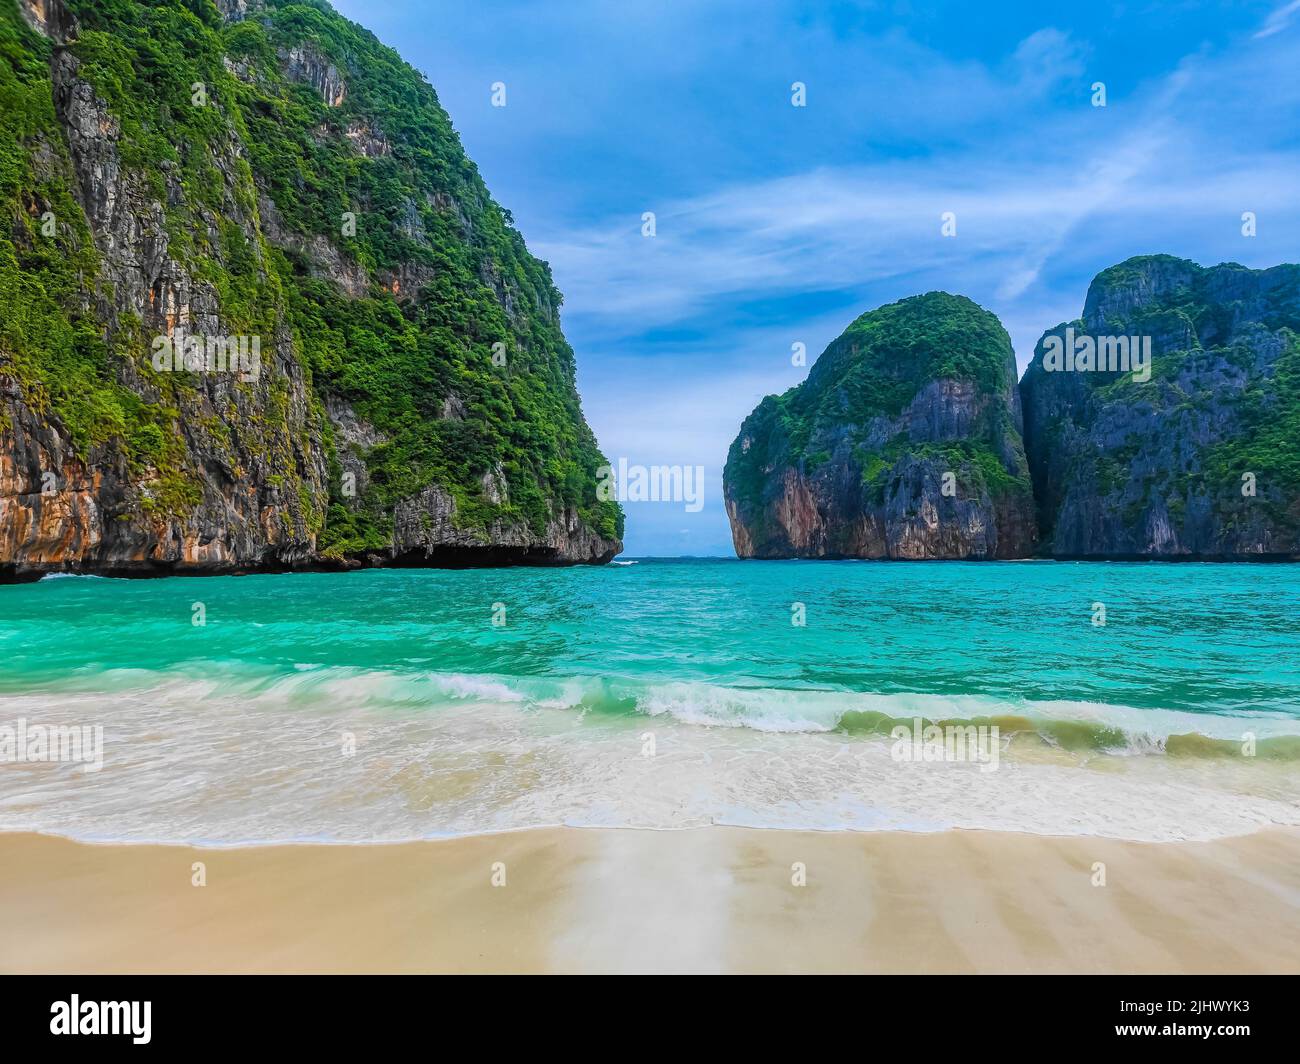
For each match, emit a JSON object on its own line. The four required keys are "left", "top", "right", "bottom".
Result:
{"left": 1021, "top": 255, "right": 1300, "bottom": 559}
{"left": 724, "top": 293, "right": 1037, "bottom": 560}
{"left": 3, "top": 7, "right": 324, "bottom": 579}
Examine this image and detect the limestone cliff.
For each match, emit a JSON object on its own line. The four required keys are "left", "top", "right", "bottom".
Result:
{"left": 0, "top": 0, "right": 621, "bottom": 579}
{"left": 724, "top": 293, "right": 1037, "bottom": 559}
{"left": 1021, "top": 255, "right": 1300, "bottom": 559}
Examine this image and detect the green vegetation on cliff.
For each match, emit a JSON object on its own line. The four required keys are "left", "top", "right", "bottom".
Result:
{"left": 726, "top": 292, "right": 1029, "bottom": 519}
{"left": 0, "top": 5, "right": 118, "bottom": 449}
{"left": 0, "top": 0, "right": 621, "bottom": 553}
{"left": 1086, "top": 259, "right": 1300, "bottom": 514}
{"left": 1021, "top": 255, "right": 1300, "bottom": 556}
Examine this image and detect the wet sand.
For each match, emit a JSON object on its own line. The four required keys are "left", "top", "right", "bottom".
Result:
{"left": 2, "top": 827, "right": 1297, "bottom": 974}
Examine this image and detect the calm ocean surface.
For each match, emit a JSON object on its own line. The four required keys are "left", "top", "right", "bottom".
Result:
{"left": 1, "top": 559, "right": 1298, "bottom": 843}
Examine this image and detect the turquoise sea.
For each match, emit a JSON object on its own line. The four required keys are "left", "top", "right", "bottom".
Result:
{"left": 1, "top": 559, "right": 1298, "bottom": 843}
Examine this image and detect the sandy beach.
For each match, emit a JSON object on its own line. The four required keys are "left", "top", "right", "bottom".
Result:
{"left": 2, "top": 826, "right": 1297, "bottom": 974}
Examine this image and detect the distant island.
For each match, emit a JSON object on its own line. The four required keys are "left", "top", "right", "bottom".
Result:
{"left": 725, "top": 255, "right": 1300, "bottom": 561}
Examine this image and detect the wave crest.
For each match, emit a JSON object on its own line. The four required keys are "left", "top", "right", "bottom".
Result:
{"left": 45, "top": 663, "right": 1300, "bottom": 759}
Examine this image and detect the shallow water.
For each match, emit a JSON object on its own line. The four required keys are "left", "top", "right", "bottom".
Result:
{"left": 1, "top": 560, "right": 1297, "bottom": 842}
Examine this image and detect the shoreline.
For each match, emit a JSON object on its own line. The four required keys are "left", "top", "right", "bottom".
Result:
{"left": 10, "top": 554, "right": 1300, "bottom": 585}
{"left": 0, "top": 553, "right": 619, "bottom": 585}
{"left": 3, "top": 825, "right": 1297, "bottom": 974}
{"left": 7, "top": 814, "right": 1296, "bottom": 849}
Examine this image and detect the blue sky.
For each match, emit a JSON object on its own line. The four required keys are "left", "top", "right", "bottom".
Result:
{"left": 335, "top": 0, "right": 1300, "bottom": 557}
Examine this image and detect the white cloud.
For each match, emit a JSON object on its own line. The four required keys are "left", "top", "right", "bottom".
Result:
{"left": 542, "top": 153, "right": 1294, "bottom": 334}
{"left": 1009, "top": 27, "right": 1087, "bottom": 94}
{"left": 1254, "top": 0, "right": 1300, "bottom": 39}
{"left": 537, "top": 28, "right": 1299, "bottom": 352}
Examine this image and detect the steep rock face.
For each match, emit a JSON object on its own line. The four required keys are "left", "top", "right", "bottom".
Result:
{"left": 0, "top": 0, "right": 620, "bottom": 579}
{"left": 1021, "top": 255, "right": 1300, "bottom": 559}
{"left": 724, "top": 293, "right": 1037, "bottom": 559}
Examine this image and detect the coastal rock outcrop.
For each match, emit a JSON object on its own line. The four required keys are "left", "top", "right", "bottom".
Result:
{"left": 724, "top": 293, "right": 1037, "bottom": 559}
{"left": 0, "top": 0, "right": 621, "bottom": 580}
{"left": 1020, "top": 255, "right": 1300, "bottom": 559}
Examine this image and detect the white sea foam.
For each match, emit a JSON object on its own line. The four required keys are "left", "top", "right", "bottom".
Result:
{"left": 639, "top": 682, "right": 841, "bottom": 732}
{"left": 431, "top": 674, "right": 527, "bottom": 703}
{"left": 0, "top": 667, "right": 1297, "bottom": 846}
{"left": 31, "top": 663, "right": 1300, "bottom": 742}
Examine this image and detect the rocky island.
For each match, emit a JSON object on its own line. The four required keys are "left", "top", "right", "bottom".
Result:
{"left": 1021, "top": 255, "right": 1300, "bottom": 560}
{"left": 724, "top": 292, "right": 1037, "bottom": 559}
{"left": 727, "top": 258, "right": 1300, "bottom": 561}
